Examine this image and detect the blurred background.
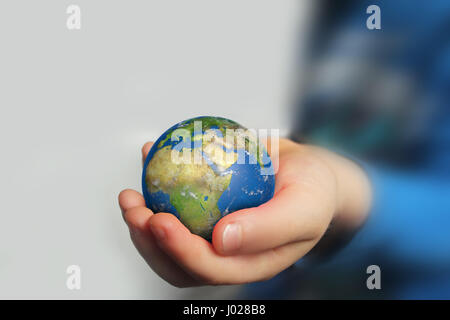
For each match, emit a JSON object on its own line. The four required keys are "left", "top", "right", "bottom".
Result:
{"left": 0, "top": 1, "right": 301, "bottom": 298}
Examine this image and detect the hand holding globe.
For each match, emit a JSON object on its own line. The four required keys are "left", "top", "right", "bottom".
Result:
{"left": 119, "top": 117, "right": 372, "bottom": 286}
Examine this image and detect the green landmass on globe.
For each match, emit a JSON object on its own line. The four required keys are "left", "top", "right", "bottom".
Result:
{"left": 142, "top": 116, "right": 275, "bottom": 240}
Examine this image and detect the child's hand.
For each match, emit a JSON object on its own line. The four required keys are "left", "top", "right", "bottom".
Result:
{"left": 119, "top": 139, "right": 372, "bottom": 287}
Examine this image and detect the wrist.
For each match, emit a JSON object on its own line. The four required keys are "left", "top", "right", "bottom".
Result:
{"left": 308, "top": 146, "right": 373, "bottom": 231}
{"left": 335, "top": 155, "right": 372, "bottom": 229}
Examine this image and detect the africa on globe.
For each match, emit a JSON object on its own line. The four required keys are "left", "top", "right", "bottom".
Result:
{"left": 142, "top": 116, "right": 275, "bottom": 240}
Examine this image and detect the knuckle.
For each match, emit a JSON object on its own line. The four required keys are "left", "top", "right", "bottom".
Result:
{"left": 123, "top": 206, "right": 139, "bottom": 222}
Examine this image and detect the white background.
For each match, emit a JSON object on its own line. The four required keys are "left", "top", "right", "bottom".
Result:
{"left": 0, "top": 1, "right": 308, "bottom": 298}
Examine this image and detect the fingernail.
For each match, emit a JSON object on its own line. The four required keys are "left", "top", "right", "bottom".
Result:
{"left": 222, "top": 223, "right": 242, "bottom": 253}
{"left": 150, "top": 225, "right": 166, "bottom": 242}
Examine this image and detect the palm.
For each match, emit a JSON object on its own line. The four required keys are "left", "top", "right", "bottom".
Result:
{"left": 119, "top": 139, "right": 337, "bottom": 286}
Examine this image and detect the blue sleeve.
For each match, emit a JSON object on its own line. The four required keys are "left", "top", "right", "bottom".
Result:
{"left": 326, "top": 166, "right": 450, "bottom": 270}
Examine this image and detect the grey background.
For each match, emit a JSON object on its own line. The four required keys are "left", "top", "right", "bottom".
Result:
{"left": 0, "top": 1, "right": 307, "bottom": 298}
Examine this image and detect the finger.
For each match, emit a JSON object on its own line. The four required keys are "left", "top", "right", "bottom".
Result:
{"left": 142, "top": 141, "right": 154, "bottom": 166}
{"left": 122, "top": 141, "right": 200, "bottom": 287}
{"left": 148, "top": 212, "right": 320, "bottom": 284}
{"left": 124, "top": 206, "right": 199, "bottom": 287}
{"left": 212, "top": 157, "right": 337, "bottom": 255}
{"left": 118, "top": 189, "right": 146, "bottom": 216}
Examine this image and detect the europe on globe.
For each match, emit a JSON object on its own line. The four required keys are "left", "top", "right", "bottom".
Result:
{"left": 142, "top": 116, "right": 275, "bottom": 240}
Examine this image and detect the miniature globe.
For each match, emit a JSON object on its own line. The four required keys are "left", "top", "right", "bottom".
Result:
{"left": 142, "top": 116, "right": 275, "bottom": 240}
